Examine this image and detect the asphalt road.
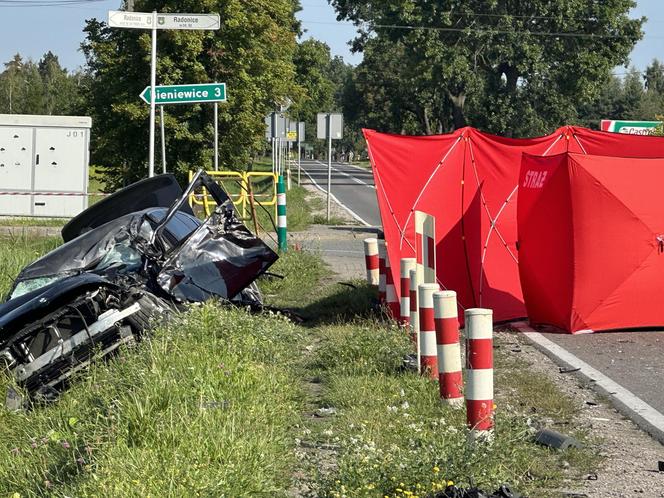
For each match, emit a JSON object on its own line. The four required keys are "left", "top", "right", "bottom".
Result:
{"left": 303, "top": 158, "right": 664, "bottom": 433}
{"left": 298, "top": 159, "right": 381, "bottom": 227}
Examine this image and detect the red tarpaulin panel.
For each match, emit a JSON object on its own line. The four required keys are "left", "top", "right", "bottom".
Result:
{"left": 365, "top": 126, "right": 664, "bottom": 323}
{"left": 519, "top": 152, "right": 664, "bottom": 333}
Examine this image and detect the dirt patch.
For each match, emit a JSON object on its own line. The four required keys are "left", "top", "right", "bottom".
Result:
{"left": 499, "top": 330, "right": 664, "bottom": 497}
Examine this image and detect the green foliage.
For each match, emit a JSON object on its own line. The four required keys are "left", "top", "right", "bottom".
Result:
{"left": 0, "top": 52, "right": 85, "bottom": 115}
{"left": 82, "top": 0, "right": 303, "bottom": 190}
{"left": 334, "top": 0, "right": 644, "bottom": 136}
{"left": 290, "top": 40, "right": 360, "bottom": 156}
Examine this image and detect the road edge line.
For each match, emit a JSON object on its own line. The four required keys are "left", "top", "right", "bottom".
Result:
{"left": 300, "top": 164, "right": 372, "bottom": 227}
{"left": 512, "top": 321, "right": 664, "bottom": 445}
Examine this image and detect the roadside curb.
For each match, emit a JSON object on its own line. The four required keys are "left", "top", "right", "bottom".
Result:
{"left": 513, "top": 321, "right": 664, "bottom": 446}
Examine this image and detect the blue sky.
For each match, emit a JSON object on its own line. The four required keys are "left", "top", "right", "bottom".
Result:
{"left": 0, "top": 0, "right": 660, "bottom": 73}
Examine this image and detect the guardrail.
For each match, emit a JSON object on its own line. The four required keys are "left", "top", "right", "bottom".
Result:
{"left": 188, "top": 170, "right": 278, "bottom": 222}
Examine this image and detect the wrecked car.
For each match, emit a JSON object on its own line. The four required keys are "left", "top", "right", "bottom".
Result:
{"left": 0, "top": 170, "right": 278, "bottom": 402}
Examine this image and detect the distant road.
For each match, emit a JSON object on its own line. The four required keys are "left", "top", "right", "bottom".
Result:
{"left": 298, "top": 159, "right": 381, "bottom": 227}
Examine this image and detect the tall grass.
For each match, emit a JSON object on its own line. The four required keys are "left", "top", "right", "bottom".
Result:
{"left": 301, "top": 320, "right": 598, "bottom": 497}
{"left": 0, "top": 305, "right": 305, "bottom": 497}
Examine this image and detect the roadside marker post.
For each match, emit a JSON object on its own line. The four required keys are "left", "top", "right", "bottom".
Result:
{"left": 415, "top": 210, "right": 436, "bottom": 283}
{"left": 363, "top": 238, "right": 379, "bottom": 286}
{"left": 465, "top": 308, "right": 494, "bottom": 441}
{"left": 434, "top": 291, "right": 463, "bottom": 406}
{"left": 377, "top": 239, "right": 387, "bottom": 303}
{"left": 418, "top": 283, "right": 440, "bottom": 379}
{"left": 277, "top": 175, "right": 287, "bottom": 252}
{"left": 400, "top": 258, "right": 416, "bottom": 325}
{"left": 384, "top": 247, "right": 399, "bottom": 318}
{"left": 108, "top": 10, "right": 220, "bottom": 178}
{"left": 409, "top": 269, "right": 420, "bottom": 359}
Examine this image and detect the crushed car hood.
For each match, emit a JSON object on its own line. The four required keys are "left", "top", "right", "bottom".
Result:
{"left": 61, "top": 174, "right": 193, "bottom": 242}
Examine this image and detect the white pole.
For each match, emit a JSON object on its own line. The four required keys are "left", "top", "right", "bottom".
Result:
{"left": 160, "top": 105, "right": 166, "bottom": 174}
{"left": 287, "top": 140, "right": 292, "bottom": 190}
{"left": 148, "top": 11, "right": 157, "bottom": 178}
{"left": 297, "top": 131, "right": 301, "bottom": 185}
{"left": 214, "top": 100, "right": 219, "bottom": 171}
{"left": 326, "top": 114, "right": 332, "bottom": 222}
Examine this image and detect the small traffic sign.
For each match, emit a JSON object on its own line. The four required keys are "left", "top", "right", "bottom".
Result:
{"left": 601, "top": 120, "right": 661, "bottom": 135}
{"left": 317, "top": 113, "right": 343, "bottom": 140}
{"left": 108, "top": 10, "right": 154, "bottom": 29}
{"left": 155, "top": 13, "right": 220, "bottom": 30}
{"left": 140, "top": 83, "right": 227, "bottom": 105}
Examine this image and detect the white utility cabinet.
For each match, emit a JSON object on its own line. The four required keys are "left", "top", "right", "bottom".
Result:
{"left": 0, "top": 114, "right": 91, "bottom": 217}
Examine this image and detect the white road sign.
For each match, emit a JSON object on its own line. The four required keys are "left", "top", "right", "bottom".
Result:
{"left": 108, "top": 11, "right": 220, "bottom": 31}
{"left": 155, "top": 13, "right": 220, "bottom": 30}
{"left": 108, "top": 10, "right": 154, "bottom": 29}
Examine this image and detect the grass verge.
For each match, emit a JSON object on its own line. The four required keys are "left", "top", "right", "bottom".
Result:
{"left": 0, "top": 304, "right": 305, "bottom": 496}
{"left": 298, "top": 318, "right": 599, "bottom": 498}
{"left": 0, "top": 236, "right": 600, "bottom": 497}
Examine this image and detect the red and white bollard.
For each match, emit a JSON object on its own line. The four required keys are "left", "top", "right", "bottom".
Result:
{"left": 418, "top": 283, "right": 440, "bottom": 379}
{"left": 434, "top": 291, "right": 463, "bottom": 406}
{"left": 400, "top": 258, "right": 416, "bottom": 325}
{"left": 409, "top": 268, "right": 420, "bottom": 356}
{"left": 363, "top": 238, "right": 379, "bottom": 286}
{"left": 415, "top": 210, "right": 436, "bottom": 284}
{"left": 378, "top": 239, "right": 387, "bottom": 303}
{"left": 384, "top": 249, "right": 400, "bottom": 319}
{"left": 465, "top": 308, "right": 494, "bottom": 441}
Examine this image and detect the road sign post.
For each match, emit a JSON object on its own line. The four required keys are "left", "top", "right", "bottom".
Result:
{"left": 317, "top": 113, "right": 344, "bottom": 222}
{"left": 214, "top": 101, "right": 219, "bottom": 171}
{"left": 149, "top": 12, "right": 157, "bottom": 178}
{"left": 297, "top": 121, "right": 305, "bottom": 185}
{"left": 160, "top": 105, "right": 166, "bottom": 174}
{"left": 108, "top": 10, "right": 220, "bottom": 178}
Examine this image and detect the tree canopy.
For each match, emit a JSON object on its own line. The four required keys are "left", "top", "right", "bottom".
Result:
{"left": 333, "top": 0, "right": 645, "bottom": 137}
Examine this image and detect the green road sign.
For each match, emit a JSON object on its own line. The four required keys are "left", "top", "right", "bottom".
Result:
{"left": 601, "top": 119, "right": 661, "bottom": 135}
{"left": 140, "top": 83, "right": 226, "bottom": 105}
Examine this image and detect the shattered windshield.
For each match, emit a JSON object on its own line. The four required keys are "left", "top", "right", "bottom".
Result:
{"left": 10, "top": 276, "right": 64, "bottom": 299}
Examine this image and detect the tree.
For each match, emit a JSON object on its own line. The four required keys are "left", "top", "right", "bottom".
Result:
{"left": 38, "top": 51, "right": 82, "bottom": 115}
{"left": 290, "top": 39, "right": 336, "bottom": 144}
{"left": 331, "top": 0, "right": 644, "bottom": 137}
{"left": 0, "top": 54, "right": 25, "bottom": 113}
{"left": 644, "top": 59, "right": 664, "bottom": 94}
{"left": 82, "top": 0, "right": 302, "bottom": 190}
{"left": 0, "top": 51, "right": 90, "bottom": 115}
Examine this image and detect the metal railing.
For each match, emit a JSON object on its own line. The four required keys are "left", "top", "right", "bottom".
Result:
{"left": 188, "top": 170, "right": 278, "bottom": 221}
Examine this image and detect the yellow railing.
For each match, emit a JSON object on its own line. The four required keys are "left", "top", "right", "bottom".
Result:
{"left": 188, "top": 170, "right": 278, "bottom": 221}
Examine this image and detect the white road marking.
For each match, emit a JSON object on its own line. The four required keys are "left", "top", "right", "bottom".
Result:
{"left": 312, "top": 160, "right": 376, "bottom": 190}
{"left": 299, "top": 164, "right": 372, "bottom": 227}
{"left": 513, "top": 321, "right": 664, "bottom": 444}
